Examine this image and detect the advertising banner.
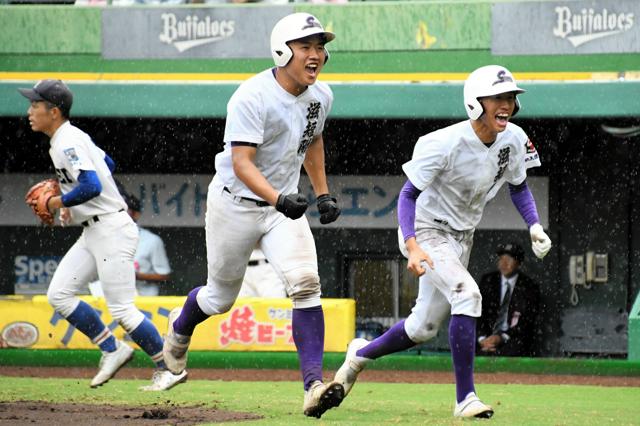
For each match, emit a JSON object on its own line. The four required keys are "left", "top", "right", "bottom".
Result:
{"left": 492, "top": 0, "right": 640, "bottom": 55}
{"left": 102, "top": 6, "right": 292, "bottom": 59}
{"left": 0, "top": 174, "right": 549, "bottom": 229}
{"left": 0, "top": 295, "right": 354, "bottom": 352}
{"left": 1, "top": 174, "right": 548, "bottom": 229}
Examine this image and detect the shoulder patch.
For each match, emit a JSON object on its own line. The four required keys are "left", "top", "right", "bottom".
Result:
{"left": 525, "top": 139, "right": 537, "bottom": 154}
{"left": 63, "top": 148, "right": 81, "bottom": 167}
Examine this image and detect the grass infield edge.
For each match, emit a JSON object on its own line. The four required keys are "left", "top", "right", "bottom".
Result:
{"left": 1, "top": 349, "right": 639, "bottom": 377}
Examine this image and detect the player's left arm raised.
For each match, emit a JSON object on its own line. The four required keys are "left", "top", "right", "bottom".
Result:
{"left": 303, "top": 134, "right": 341, "bottom": 224}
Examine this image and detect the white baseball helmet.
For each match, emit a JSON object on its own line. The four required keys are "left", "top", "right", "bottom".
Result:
{"left": 463, "top": 65, "right": 526, "bottom": 120}
{"left": 270, "top": 13, "right": 335, "bottom": 67}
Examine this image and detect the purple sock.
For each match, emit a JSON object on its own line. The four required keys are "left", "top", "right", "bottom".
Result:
{"left": 292, "top": 306, "right": 324, "bottom": 391}
{"left": 358, "top": 319, "right": 415, "bottom": 359}
{"left": 173, "top": 286, "right": 210, "bottom": 336}
{"left": 449, "top": 314, "right": 477, "bottom": 403}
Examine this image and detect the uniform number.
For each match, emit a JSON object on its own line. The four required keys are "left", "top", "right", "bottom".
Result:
{"left": 55, "top": 168, "right": 74, "bottom": 184}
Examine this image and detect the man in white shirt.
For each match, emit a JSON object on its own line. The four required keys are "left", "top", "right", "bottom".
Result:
{"left": 124, "top": 194, "right": 172, "bottom": 297}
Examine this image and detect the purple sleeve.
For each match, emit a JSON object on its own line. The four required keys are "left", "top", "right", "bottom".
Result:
{"left": 509, "top": 181, "right": 540, "bottom": 228}
{"left": 398, "top": 179, "right": 421, "bottom": 241}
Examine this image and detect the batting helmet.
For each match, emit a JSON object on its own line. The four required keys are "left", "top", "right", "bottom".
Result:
{"left": 270, "top": 13, "right": 335, "bottom": 67}
{"left": 463, "top": 65, "right": 525, "bottom": 121}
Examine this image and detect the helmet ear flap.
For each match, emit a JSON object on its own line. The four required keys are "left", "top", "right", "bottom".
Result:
{"left": 273, "top": 44, "right": 293, "bottom": 67}
{"left": 465, "top": 97, "right": 483, "bottom": 121}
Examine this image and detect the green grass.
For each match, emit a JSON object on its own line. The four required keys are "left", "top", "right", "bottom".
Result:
{"left": 0, "top": 376, "right": 638, "bottom": 425}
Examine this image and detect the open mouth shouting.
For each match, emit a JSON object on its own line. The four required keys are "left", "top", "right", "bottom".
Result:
{"left": 495, "top": 113, "right": 510, "bottom": 128}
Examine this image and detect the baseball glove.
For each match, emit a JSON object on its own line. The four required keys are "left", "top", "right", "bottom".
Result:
{"left": 25, "top": 178, "right": 60, "bottom": 226}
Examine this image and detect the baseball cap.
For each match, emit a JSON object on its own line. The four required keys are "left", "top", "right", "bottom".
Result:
{"left": 18, "top": 79, "right": 73, "bottom": 115}
{"left": 496, "top": 242, "right": 525, "bottom": 263}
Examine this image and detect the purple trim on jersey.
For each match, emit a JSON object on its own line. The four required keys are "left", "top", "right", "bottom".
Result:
{"left": 398, "top": 180, "right": 421, "bottom": 241}
{"left": 61, "top": 170, "right": 101, "bottom": 207}
{"left": 449, "top": 314, "right": 477, "bottom": 403}
{"left": 230, "top": 142, "right": 258, "bottom": 148}
{"left": 292, "top": 306, "right": 325, "bottom": 390}
{"left": 357, "top": 319, "right": 415, "bottom": 360}
{"left": 509, "top": 181, "right": 540, "bottom": 228}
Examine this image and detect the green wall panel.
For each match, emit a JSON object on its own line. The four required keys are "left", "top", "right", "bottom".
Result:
{"left": 1, "top": 51, "right": 638, "bottom": 74}
{"left": 0, "top": 7, "right": 100, "bottom": 54}
{"left": 301, "top": 2, "right": 490, "bottom": 51}
{"left": 3, "top": 81, "right": 638, "bottom": 118}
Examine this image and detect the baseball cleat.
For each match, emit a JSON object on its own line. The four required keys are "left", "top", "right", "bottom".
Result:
{"left": 139, "top": 369, "right": 188, "bottom": 391}
{"left": 453, "top": 392, "right": 494, "bottom": 418}
{"left": 303, "top": 380, "right": 345, "bottom": 419}
{"left": 333, "top": 338, "right": 370, "bottom": 397}
{"left": 163, "top": 307, "right": 191, "bottom": 374}
{"left": 90, "top": 341, "right": 134, "bottom": 388}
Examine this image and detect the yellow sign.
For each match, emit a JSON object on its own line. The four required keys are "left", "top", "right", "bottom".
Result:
{"left": 0, "top": 295, "right": 355, "bottom": 352}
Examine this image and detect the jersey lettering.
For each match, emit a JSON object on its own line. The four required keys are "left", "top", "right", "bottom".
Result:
{"left": 492, "top": 147, "right": 511, "bottom": 184}
{"left": 297, "top": 102, "right": 320, "bottom": 155}
{"left": 55, "top": 168, "right": 74, "bottom": 184}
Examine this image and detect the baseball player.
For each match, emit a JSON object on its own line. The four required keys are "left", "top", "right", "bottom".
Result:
{"left": 19, "top": 79, "right": 187, "bottom": 391}
{"left": 334, "top": 65, "right": 552, "bottom": 418}
{"left": 163, "top": 13, "right": 343, "bottom": 418}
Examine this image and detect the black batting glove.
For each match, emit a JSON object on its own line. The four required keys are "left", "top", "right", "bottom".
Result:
{"left": 276, "top": 193, "right": 308, "bottom": 220}
{"left": 316, "top": 193, "right": 341, "bottom": 224}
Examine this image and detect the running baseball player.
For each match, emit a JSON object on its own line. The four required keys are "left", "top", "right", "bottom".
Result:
{"left": 19, "top": 79, "right": 186, "bottom": 391}
{"left": 163, "top": 13, "right": 343, "bottom": 418}
{"left": 334, "top": 65, "right": 552, "bottom": 418}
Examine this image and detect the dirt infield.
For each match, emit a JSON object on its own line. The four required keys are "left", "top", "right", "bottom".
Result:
{"left": 1, "top": 366, "right": 639, "bottom": 425}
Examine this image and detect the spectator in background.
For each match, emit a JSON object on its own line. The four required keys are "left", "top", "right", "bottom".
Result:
{"left": 237, "top": 246, "right": 287, "bottom": 298}
{"left": 124, "top": 194, "right": 172, "bottom": 297}
{"left": 476, "top": 242, "right": 540, "bottom": 357}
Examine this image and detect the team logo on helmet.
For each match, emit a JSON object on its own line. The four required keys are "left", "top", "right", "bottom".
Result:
{"left": 492, "top": 70, "right": 514, "bottom": 86}
{"left": 302, "top": 16, "right": 322, "bottom": 31}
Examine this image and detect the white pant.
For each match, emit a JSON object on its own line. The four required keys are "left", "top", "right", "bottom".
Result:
{"left": 403, "top": 227, "right": 482, "bottom": 343}
{"left": 47, "top": 211, "right": 146, "bottom": 332}
{"left": 196, "top": 183, "right": 320, "bottom": 314}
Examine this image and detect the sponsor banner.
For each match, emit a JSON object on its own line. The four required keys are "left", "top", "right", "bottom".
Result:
{"left": 492, "top": 0, "right": 640, "bottom": 55}
{"left": 0, "top": 174, "right": 548, "bottom": 229}
{"left": 0, "top": 295, "right": 354, "bottom": 352}
{"left": 102, "top": 7, "right": 292, "bottom": 59}
{"left": 14, "top": 255, "right": 63, "bottom": 295}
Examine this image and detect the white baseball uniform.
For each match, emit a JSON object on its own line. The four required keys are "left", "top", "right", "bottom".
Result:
{"left": 196, "top": 68, "right": 332, "bottom": 313}
{"left": 400, "top": 120, "right": 540, "bottom": 342}
{"left": 46, "top": 121, "right": 145, "bottom": 332}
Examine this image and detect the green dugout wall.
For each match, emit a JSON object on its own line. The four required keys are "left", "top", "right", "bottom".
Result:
{"left": 1, "top": 1, "right": 639, "bottom": 359}
{"left": 0, "top": 2, "right": 639, "bottom": 118}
